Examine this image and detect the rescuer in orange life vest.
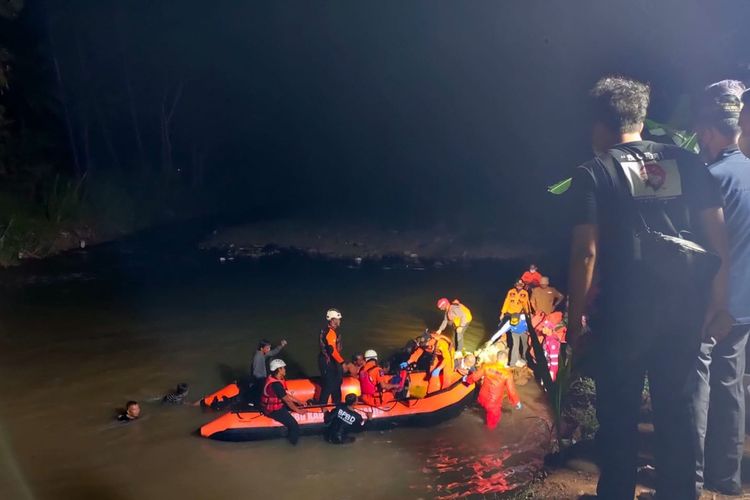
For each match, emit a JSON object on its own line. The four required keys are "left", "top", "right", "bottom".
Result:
{"left": 318, "top": 308, "right": 345, "bottom": 405}
{"left": 500, "top": 280, "right": 531, "bottom": 319}
{"left": 260, "top": 359, "right": 307, "bottom": 445}
{"left": 359, "top": 350, "right": 399, "bottom": 406}
{"left": 464, "top": 352, "right": 522, "bottom": 430}
{"left": 408, "top": 330, "right": 455, "bottom": 390}
{"left": 436, "top": 298, "right": 473, "bottom": 353}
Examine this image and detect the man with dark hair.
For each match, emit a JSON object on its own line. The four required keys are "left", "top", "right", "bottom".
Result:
{"left": 692, "top": 79, "right": 750, "bottom": 497}
{"left": 323, "top": 393, "right": 366, "bottom": 444}
{"left": 567, "top": 75, "right": 729, "bottom": 500}
{"left": 117, "top": 401, "right": 141, "bottom": 422}
{"left": 246, "top": 338, "right": 286, "bottom": 404}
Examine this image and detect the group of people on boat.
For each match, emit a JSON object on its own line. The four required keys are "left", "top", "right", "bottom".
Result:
{"left": 247, "top": 263, "right": 568, "bottom": 444}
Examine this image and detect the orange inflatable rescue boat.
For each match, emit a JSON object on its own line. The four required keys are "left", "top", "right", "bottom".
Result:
{"left": 199, "top": 371, "right": 476, "bottom": 441}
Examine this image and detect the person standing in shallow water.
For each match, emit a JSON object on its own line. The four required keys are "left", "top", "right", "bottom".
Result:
{"left": 324, "top": 393, "right": 366, "bottom": 444}
{"left": 691, "top": 80, "right": 750, "bottom": 497}
{"left": 566, "top": 75, "right": 729, "bottom": 500}
{"left": 318, "top": 308, "right": 345, "bottom": 405}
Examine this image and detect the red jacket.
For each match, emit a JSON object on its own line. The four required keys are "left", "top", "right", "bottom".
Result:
{"left": 521, "top": 271, "right": 542, "bottom": 287}
{"left": 467, "top": 362, "right": 519, "bottom": 409}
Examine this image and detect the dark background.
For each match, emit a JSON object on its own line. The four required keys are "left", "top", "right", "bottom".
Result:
{"left": 6, "top": 0, "right": 750, "bottom": 232}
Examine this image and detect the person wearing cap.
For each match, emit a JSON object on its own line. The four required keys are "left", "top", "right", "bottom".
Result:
{"left": 324, "top": 393, "right": 366, "bottom": 444}
{"left": 358, "top": 350, "right": 398, "bottom": 406}
{"left": 520, "top": 264, "right": 543, "bottom": 288}
{"left": 530, "top": 277, "right": 565, "bottom": 314}
{"left": 691, "top": 79, "right": 750, "bottom": 497}
{"left": 318, "top": 308, "right": 345, "bottom": 405}
{"left": 260, "top": 359, "right": 307, "bottom": 445}
{"left": 435, "top": 298, "right": 473, "bottom": 353}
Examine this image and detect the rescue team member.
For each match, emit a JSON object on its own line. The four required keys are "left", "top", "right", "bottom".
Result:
{"left": 408, "top": 330, "right": 438, "bottom": 371}
{"left": 436, "top": 298, "right": 472, "bottom": 353}
{"left": 520, "top": 264, "right": 542, "bottom": 288}
{"left": 464, "top": 353, "right": 522, "bottom": 430}
{"left": 500, "top": 280, "right": 530, "bottom": 320}
{"left": 692, "top": 80, "right": 750, "bottom": 497}
{"left": 260, "top": 359, "right": 307, "bottom": 445}
{"left": 249, "top": 338, "right": 287, "bottom": 403}
{"left": 324, "top": 393, "right": 366, "bottom": 444}
{"left": 530, "top": 277, "right": 565, "bottom": 314}
{"left": 428, "top": 331, "right": 455, "bottom": 390}
{"left": 343, "top": 353, "right": 365, "bottom": 377}
{"left": 318, "top": 308, "right": 344, "bottom": 405}
{"left": 543, "top": 332, "right": 561, "bottom": 382}
{"left": 359, "top": 350, "right": 399, "bottom": 405}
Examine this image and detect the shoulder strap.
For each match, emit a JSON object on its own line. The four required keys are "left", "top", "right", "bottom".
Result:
{"left": 609, "top": 144, "right": 682, "bottom": 237}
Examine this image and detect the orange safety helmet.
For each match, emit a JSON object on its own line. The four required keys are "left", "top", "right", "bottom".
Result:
{"left": 436, "top": 297, "right": 451, "bottom": 310}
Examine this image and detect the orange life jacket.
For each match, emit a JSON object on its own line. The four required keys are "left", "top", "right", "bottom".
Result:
{"left": 358, "top": 360, "right": 380, "bottom": 396}
{"left": 319, "top": 327, "right": 344, "bottom": 364}
{"left": 260, "top": 376, "right": 287, "bottom": 414}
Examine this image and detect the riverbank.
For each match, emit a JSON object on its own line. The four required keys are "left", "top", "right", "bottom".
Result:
{"left": 518, "top": 428, "right": 750, "bottom": 499}
{"left": 201, "top": 218, "right": 539, "bottom": 263}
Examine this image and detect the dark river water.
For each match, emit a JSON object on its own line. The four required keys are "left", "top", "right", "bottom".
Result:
{"left": 0, "top": 236, "right": 552, "bottom": 499}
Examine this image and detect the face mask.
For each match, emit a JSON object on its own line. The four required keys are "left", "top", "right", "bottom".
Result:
{"left": 739, "top": 133, "right": 750, "bottom": 159}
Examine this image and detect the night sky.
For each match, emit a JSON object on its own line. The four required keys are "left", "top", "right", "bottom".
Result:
{"left": 31, "top": 0, "right": 750, "bottom": 229}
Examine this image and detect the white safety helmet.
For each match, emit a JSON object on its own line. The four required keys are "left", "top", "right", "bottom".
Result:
{"left": 269, "top": 359, "right": 286, "bottom": 372}
{"left": 364, "top": 349, "right": 378, "bottom": 360}
{"left": 326, "top": 308, "right": 342, "bottom": 321}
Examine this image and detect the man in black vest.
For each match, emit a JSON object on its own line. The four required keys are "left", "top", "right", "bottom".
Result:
{"left": 566, "top": 76, "right": 729, "bottom": 500}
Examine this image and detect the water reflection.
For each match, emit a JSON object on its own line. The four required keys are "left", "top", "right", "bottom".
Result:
{"left": 0, "top": 249, "right": 550, "bottom": 499}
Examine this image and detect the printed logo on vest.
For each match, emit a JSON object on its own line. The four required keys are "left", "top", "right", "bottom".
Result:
{"left": 622, "top": 158, "right": 682, "bottom": 199}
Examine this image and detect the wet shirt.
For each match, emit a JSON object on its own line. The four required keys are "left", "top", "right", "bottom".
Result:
{"left": 117, "top": 413, "right": 137, "bottom": 423}
{"left": 709, "top": 147, "right": 750, "bottom": 324}
{"left": 162, "top": 392, "right": 187, "bottom": 404}
{"left": 325, "top": 404, "right": 364, "bottom": 437}
{"left": 569, "top": 140, "right": 722, "bottom": 314}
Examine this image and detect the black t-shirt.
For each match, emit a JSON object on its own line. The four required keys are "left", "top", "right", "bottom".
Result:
{"left": 569, "top": 141, "right": 722, "bottom": 315}
{"left": 325, "top": 404, "right": 364, "bottom": 438}
{"left": 117, "top": 413, "right": 136, "bottom": 422}
{"left": 269, "top": 381, "right": 287, "bottom": 400}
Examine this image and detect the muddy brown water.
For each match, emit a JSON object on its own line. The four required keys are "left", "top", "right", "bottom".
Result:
{"left": 0, "top": 244, "right": 552, "bottom": 499}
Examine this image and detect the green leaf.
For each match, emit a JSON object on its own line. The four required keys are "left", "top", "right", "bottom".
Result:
{"left": 548, "top": 177, "right": 572, "bottom": 195}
